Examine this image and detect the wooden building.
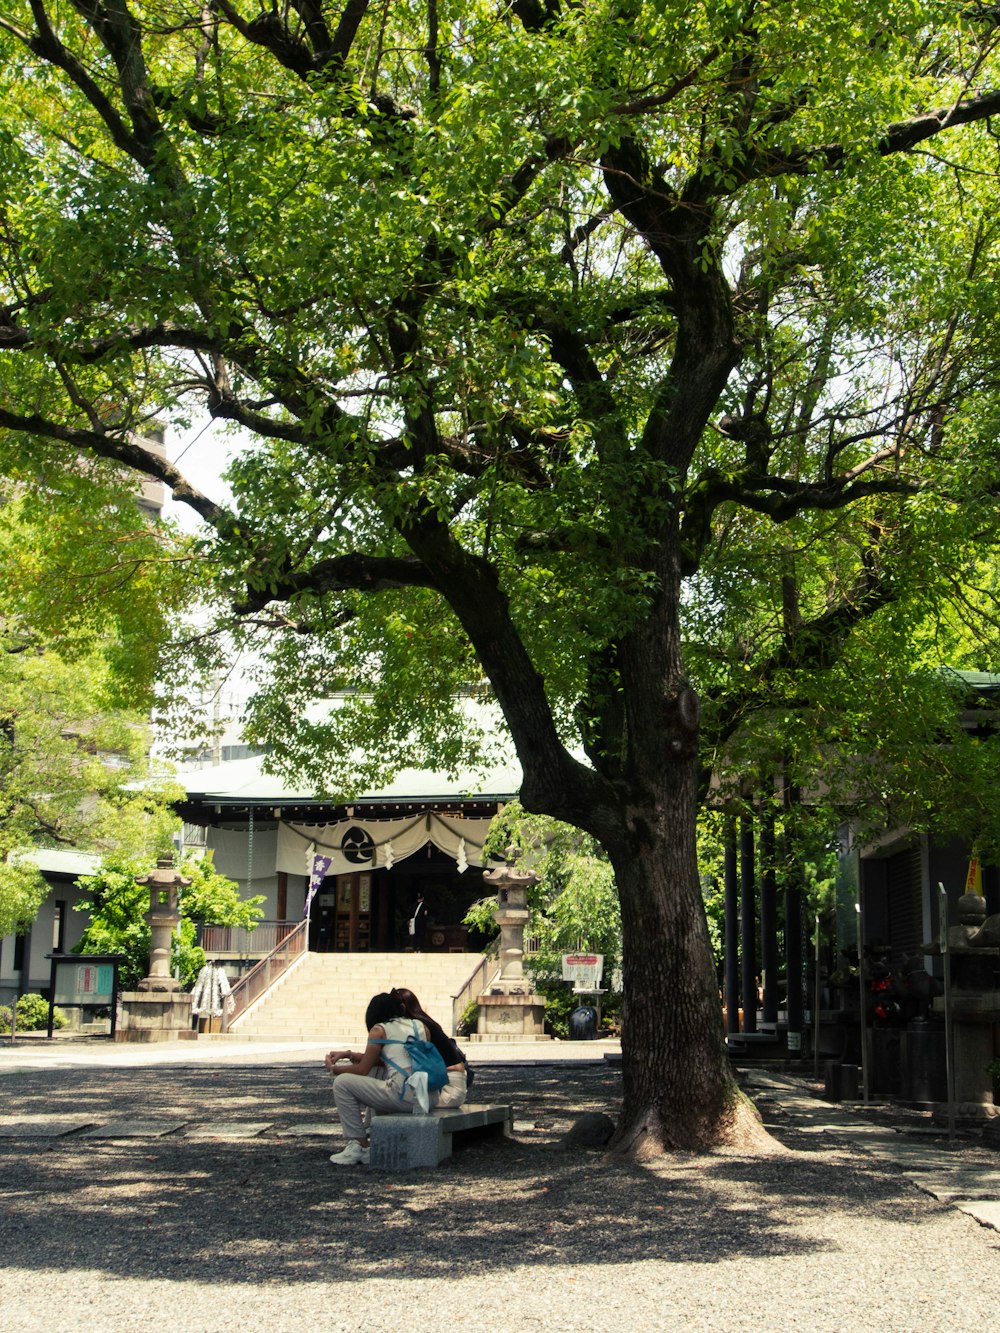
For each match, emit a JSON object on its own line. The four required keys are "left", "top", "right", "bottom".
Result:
{"left": 175, "top": 751, "right": 521, "bottom": 954}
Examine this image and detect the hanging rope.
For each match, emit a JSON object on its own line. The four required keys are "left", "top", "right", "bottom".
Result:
{"left": 246, "top": 805, "right": 254, "bottom": 899}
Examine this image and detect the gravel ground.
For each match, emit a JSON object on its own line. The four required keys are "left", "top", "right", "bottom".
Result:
{"left": 1, "top": 1062, "right": 999, "bottom": 1332}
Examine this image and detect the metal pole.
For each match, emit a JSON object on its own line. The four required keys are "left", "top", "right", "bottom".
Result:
{"left": 856, "top": 902, "right": 870, "bottom": 1102}
{"left": 938, "top": 883, "right": 955, "bottom": 1140}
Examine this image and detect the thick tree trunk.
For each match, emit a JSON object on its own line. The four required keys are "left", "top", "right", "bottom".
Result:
{"left": 603, "top": 783, "right": 771, "bottom": 1156}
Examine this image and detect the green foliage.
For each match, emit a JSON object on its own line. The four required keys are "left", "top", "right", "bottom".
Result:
{"left": 0, "top": 488, "right": 190, "bottom": 939}
{"left": 470, "top": 801, "right": 623, "bottom": 1035}
{"left": 0, "top": 486, "right": 195, "bottom": 707}
{"left": 181, "top": 854, "right": 267, "bottom": 930}
{"left": 0, "top": 859, "right": 50, "bottom": 939}
{"left": 73, "top": 852, "right": 265, "bottom": 991}
{"left": 0, "top": 993, "right": 67, "bottom": 1033}
{"left": 3, "top": 4, "right": 1000, "bottom": 815}
{"left": 533, "top": 978, "right": 580, "bottom": 1040}
{"left": 477, "top": 800, "right": 622, "bottom": 969}
{"left": 456, "top": 1000, "right": 479, "bottom": 1037}
{"left": 0, "top": 628, "right": 177, "bottom": 852}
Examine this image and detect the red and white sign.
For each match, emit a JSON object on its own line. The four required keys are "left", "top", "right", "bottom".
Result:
{"left": 561, "top": 954, "right": 603, "bottom": 987}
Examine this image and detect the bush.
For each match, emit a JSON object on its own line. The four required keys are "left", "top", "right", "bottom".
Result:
{"left": 0, "top": 993, "right": 68, "bottom": 1033}
{"left": 525, "top": 971, "right": 624, "bottom": 1039}
{"left": 457, "top": 1000, "right": 479, "bottom": 1036}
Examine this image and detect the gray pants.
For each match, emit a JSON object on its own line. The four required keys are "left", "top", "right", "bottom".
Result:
{"left": 437, "top": 1069, "right": 468, "bottom": 1108}
{"left": 333, "top": 1071, "right": 415, "bottom": 1140}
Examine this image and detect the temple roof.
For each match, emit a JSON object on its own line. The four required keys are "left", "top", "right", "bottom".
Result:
{"left": 178, "top": 749, "right": 522, "bottom": 809}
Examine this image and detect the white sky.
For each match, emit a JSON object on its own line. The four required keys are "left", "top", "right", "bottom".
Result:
{"left": 159, "top": 413, "right": 258, "bottom": 733}
{"left": 163, "top": 412, "right": 238, "bottom": 532}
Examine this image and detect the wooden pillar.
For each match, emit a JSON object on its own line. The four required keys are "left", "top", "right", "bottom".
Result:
{"left": 783, "top": 787, "right": 804, "bottom": 1057}
{"left": 724, "top": 819, "right": 740, "bottom": 1034}
{"left": 760, "top": 807, "right": 779, "bottom": 1030}
{"left": 740, "top": 813, "right": 757, "bottom": 1033}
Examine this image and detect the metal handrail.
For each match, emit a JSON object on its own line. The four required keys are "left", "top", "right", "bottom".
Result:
{"left": 451, "top": 954, "right": 497, "bottom": 1035}
{"left": 198, "top": 920, "right": 298, "bottom": 956}
{"left": 221, "top": 918, "right": 308, "bottom": 1032}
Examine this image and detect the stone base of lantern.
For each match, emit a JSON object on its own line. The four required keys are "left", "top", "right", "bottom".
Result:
{"left": 116, "top": 992, "right": 196, "bottom": 1042}
{"left": 473, "top": 989, "right": 548, "bottom": 1040}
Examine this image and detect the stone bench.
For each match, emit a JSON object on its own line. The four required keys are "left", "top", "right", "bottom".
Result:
{"left": 369, "top": 1102, "right": 513, "bottom": 1170}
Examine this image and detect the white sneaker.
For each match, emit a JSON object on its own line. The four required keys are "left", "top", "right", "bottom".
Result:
{"left": 329, "top": 1141, "right": 370, "bottom": 1166}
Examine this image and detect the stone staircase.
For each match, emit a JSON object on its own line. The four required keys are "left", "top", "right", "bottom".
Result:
{"left": 229, "top": 952, "right": 487, "bottom": 1041}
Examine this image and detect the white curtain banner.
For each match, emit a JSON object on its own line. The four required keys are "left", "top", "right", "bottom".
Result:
{"left": 276, "top": 814, "right": 496, "bottom": 876}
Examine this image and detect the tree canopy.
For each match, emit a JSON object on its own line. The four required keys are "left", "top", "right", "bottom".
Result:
{"left": 4, "top": 1, "right": 1000, "bottom": 1151}
{"left": 0, "top": 472, "right": 191, "bottom": 936}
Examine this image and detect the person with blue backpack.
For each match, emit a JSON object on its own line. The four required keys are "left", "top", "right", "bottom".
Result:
{"left": 325, "top": 991, "right": 448, "bottom": 1167}
{"left": 390, "top": 987, "right": 473, "bottom": 1109}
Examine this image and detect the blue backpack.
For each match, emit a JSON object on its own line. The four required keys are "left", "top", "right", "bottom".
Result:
{"left": 381, "top": 1020, "right": 449, "bottom": 1103}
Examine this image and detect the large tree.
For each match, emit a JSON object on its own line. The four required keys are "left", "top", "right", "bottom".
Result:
{"left": 3, "top": 1, "right": 1000, "bottom": 1152}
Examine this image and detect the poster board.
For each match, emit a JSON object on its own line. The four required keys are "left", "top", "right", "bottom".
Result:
{"left": 53, "top": 963, "right": 115, "bottom": 1007}
{"left": 561, "top": 953, "right": 603, "bottom": 989}
{"left": 45, "top": 953, "right": 125, "bottom": 1039}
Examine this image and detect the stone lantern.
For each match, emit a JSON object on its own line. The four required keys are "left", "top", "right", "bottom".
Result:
{"left": 475, "top": 846, "right": 547, "bottom": 1041}
{"left": 136, "top": 857, "right": 191, "bottom": 992}
{"left": 485, "top": 844, "right": 535, "bottom": 984}
{"left": 116, "top": 857, "right": 196, "bottom": 1043}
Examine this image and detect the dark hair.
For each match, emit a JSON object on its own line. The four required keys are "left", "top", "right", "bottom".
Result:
{"left": 391, "top": 987, "right": 444, "bottom": 1041}
{"left": 365, "top": 991, "right": 404, "bottom": 1031}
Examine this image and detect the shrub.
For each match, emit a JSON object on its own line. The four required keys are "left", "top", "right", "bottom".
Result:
{"left": 457, "top": 1000, "right": 479, "bottom": 1036}
{"left": 0, "top": 993, "right": 68, "bottom": 1033}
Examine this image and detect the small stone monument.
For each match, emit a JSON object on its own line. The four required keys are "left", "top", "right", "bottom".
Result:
{"left": 922, "top": 889, "right": 1000, "bottom": 1111}
{"left": 116, "top": 857, "right": 196, "bottom": 1042}
{"left": 475, "top": 846, "right": 547, "bottom": 1040}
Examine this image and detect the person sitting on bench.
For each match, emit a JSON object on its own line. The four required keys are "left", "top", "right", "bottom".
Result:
{"left": 391, "top": 986, "right": 470, "bottom": 1109}
{"left": 325, "top": 991, "right": 437, "bottom": 1167}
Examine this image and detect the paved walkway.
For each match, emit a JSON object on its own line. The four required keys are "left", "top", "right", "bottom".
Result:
{"left": 743, "top": 1069, "right": 1000, "bottom": 1233}
{"left": 0, "top": 1031, "right": 622, "bottom": 1070}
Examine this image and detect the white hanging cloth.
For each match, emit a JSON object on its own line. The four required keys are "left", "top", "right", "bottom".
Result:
{"left": 276, "top": 813, "right": 494, "bottom": 876}
{"left": 190, "top": 963, "right": 233, "bottom": 1017}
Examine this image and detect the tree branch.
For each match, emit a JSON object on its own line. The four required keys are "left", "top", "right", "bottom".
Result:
{"left": 0, "top": 406, "right": 228, "bottom": 528}
{"left": 68, "top": 0, "right": 178, "bottom": 177}
{"left": 232, "top": 551, "right": 439, "bottom": 614}
{"left": 679, "top": 468, "right": 918, "bottom": 575}
{"left": 697, "top": 88, "right": 1000, "bottom": 197}
{"left": 16, "top": 1, "right": 149, "bottom": 165}
{"left": 707, "top": 561, "right": 899, "bottom": 751}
